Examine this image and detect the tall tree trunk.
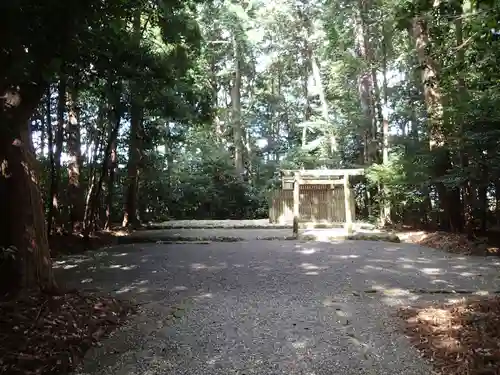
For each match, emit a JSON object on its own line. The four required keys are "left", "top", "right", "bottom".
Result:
{"left": 50, "top": 78, "right": 66, "bottom": 233}
{"left": 39, "top": 111, "right": 46, "bottom": 158}
{"left": 122, "top": 13, "right": 143, "bottom": 228}
{"left": 454, "top": 1, "right": 474, "bottom": 237}
{"left": 355, "top": 12, "right": 376, "bottom": 163}
{"left": 412, "top": 17, "right": 461, "bottom": 231}
{"left": 355, "top": 0, "right": 377, "bottom": 164}
{"left": 83, "top": 106, "right": 105, "bottom": 237}
{"left": 0, "top": 84, "right": 56, "bottom": 291}
{"left": 104, "top": 105, "right": 120, "bottom": 230}
{"left": 46, "top": 87, "right": 56, "bottom": 236}
{"left": 231, "top": 34, "right": 244, "bottom": 175}
{"left": 301, "top": 39, "right": 311, "bottom": 147}
{"left": 377, "top": 34, "right": 391, "bottom": 225}
{"left": 311, "top": 52, "right": 337, "bottom": 153}
{"left": 84, "top": 103, "right": 121, "bottom": 237}
{"left": 66, "top": 85, "right": 84, "bottom": 232}
{"left": 122, "top": 94, "right": 143, "bottom": 228}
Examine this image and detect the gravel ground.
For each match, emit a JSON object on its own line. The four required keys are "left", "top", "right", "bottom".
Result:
{"left": 54, "top": 239, "right": 500, "bottom": 375}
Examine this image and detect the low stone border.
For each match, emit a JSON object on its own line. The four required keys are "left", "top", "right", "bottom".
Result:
{"left": 117, "top": 233, "right": 401, "bottom": 245}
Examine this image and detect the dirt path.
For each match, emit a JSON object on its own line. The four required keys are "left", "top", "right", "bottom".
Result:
{"left": 55, "top": 240, "right": 500, "bottom": 375}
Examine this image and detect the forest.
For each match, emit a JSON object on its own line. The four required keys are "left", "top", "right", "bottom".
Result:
{"left": 1, "top": 0, "right": 500, "bottom": 373}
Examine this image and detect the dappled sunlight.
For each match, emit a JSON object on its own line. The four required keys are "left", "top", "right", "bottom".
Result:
{"left": 115, "top": 280, "right": 150, "bottom": 295}
{"left": 106, "top": 264, "right": 139, "bottom": 271}
{"left": 300, "top": 263, "right": 323, "bottom": 270}
{"left": 193, "top": 292, "right": 213, "bottom": 301}
{"left": 362, "top": 264, "right": 405, "bottom": 276}
{"left": 430, "top": 279, "right": 451, "bottom": 285}
{"left": 53, "top": 256, "right": 93, "bottom": 269}
{"left": 190, "top": 262, "right": 228, "bottom": 271}
{"left": 336, "top": 254, "right": 359, "bottom": 259}
{"left": 381, "top": 295, "right": 420, "bottom": 306}
{"left": 297, "top": 247, "right": 318, "bottom": 255}
{"left": 291, "top": 339, "right": 309, "bottom": 350}
{"left": 421, "top": 268, "right": 443, "bottom": 275}
{"left": 397, "top": 257, "right": 433, "bottom": 264}
{"left": 206, "top": 354, "right": 222, "bottom": 366}
{"left": 394, "top": 297, "right": 500, "bottom": 374}
{"left": 400, "top": 263, "right": 415, "bottom": 269}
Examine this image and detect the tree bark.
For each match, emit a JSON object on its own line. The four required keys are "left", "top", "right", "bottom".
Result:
{"left": 50, "top": 78, "right": 66, "bottom": 233}
{"left": 83, "top": 106, "right": 105, "bottom": 237}
{"left": 66, "top": 85, "right": 84, "bottom": 232}
{"left": 412, "top": 17, "right": 462, "bottom": 231}
{"left": 0, "top": 83, "right": 56, "bottom": 291}
{"left": 104, "top": 104, "right": 120, "bottom": 230}
{"left": 311, "top": 51, "right": 337, "bottom": 153}
{"left": 122, "top": 94, "right": 142, "bottom": 228}
{"left": 355, "top": 2, "right": 377, "bottom": 164}
{"left": 231, "top": 34, "right": 245, "bottom": 175}
{"left": 46, "top": 87, "right": 56, "bottom": 236}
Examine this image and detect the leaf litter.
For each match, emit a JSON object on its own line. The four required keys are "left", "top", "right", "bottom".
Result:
{"left": 398, "top": 296, "right": 500, "bottom": 375}
{"left": 0, "top": 289, "right": 135, "bottom": 374}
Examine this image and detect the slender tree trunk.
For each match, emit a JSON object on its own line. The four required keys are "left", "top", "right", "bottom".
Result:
{"left": 83, "top": 107, "right": 105, "bottom": 237}
{"left": 122, "top": 93, "right": 142, "bottom": 228}
{"left": 231, "top": 34, "right": 244, "bottom": 175}
{"left": 453, "top": 1, "right": 474, "bottom": 237}
{"left": 66, "top": 85, "right": 84, "bottom": 232}
{"left": 50, "top": 78, "right": 66, "bottom": 233}
{"left": 495, "top": 182, "right": 500, "bottom": 226}
{"left": 104, "top": 106, "right": 120, "bottom": 230}
{"left": 122, "top": 12, "right": 143, "bottom": 228}
{"left": 46, "top": 87, "right": 56, "bottom": 236}
{"left": 355, "top": 6, "right": 376, "bottom": 164}
{"left": 0, "top": 83, "right": 56, "bottom": 291}
{"left": 310, "top": 51, "right": 337, "bottom": 153}
{"left": 301, "top": 39, "right": 311, "bottom": 147}
{"left": 84, "top": 101, "right": 122, "bottom": 238}
{"left": 39, "top": 111, "right": 46, "bottom": 158}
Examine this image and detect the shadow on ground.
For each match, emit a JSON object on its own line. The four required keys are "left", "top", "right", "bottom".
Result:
{"left": 54, "top": 240, "right": 500, "bottom": 375}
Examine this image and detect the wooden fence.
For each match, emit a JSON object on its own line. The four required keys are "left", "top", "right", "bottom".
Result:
{"left": 269, "top": 186, "right": 355, "bottom": 224}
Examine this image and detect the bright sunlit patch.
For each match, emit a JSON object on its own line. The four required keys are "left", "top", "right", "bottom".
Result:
{"left": 338, "top": 255, "right": 359, "bottom": 259}
{"left": 421, "top": 268, "right": 442, "bottom": 275}
{"left": 121, "top": 265, "right": 138, "bottom": 270}
{"left": 299, "top": 248, "right": 316, "bottom": 255}
{"left": 292, "top": 340, "right": 307, "bottom": 349}
{"left": 194, "top": 293, "right": 213, "bottom": 300}
{"left": 459, "top": 272, "right": 477, "bottom": 277}
{"left": 304, "top": 271, "right": 319, "bottom": 275}
{"left": 116, "top": 287, "right": 131, "bottom": 294}
{"left": 191, "top": 263, "right": 206, "bottom": 270}
{"left": 300, "top": 263, "right": 319, "bottom": 270}
{"left": 383, "top": 288, "right": 411, "bottom": 297}
{"left": 81, "top": 278, "right": 93, "bottom": 284}
{"left": 474, "top": 290, "right": 489, "bottom": 296}
{"left": 401, "top": 264, "right": 414, "bottom": 269}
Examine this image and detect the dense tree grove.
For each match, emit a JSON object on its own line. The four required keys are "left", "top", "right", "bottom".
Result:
{"left": 2, "top": 0, "right": 500, "bottom": 290}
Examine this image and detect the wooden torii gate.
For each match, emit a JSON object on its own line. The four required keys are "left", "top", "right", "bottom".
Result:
{"left": 282, "top": 169, "right": 364, "bottom": 236}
